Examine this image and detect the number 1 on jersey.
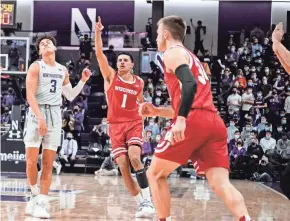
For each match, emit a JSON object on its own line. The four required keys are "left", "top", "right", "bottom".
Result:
{"left": 121, "top": 94, "right": 128, "bottom": 108}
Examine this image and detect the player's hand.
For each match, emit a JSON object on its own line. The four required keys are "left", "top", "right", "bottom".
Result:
{"left": 171, "top": 116, "right": 186, "bottom": 144}
{"left": 95, "top": 16, "right": 104, "bottom": 33}
{"left": 38, "top": 117, "right": 47, "bottom": 136}
{"left": 81, "top": 68, "right": 91, "bottom": 82}
{"left": 272, "top": 22, "right": 284, "bottom": 43}
{"left": 138, "top": 102, "right": 158, "bottom": 117}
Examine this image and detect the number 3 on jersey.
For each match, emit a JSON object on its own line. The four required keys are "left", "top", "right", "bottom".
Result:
{"left": 193, "top": 56, "right": 209, "bottom": 85}
{"left": 50, "top": 79, "right": 57, "bottom": 93}
{"left": 121, "top": 94, "right": 128, "bottom": 108}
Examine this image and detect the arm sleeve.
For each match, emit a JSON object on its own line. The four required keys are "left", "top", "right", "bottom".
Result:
{"left": 62, "top": 81, "right": 85, "bottom": 101}
{"left": 175, "top": 64, "right": 197, "bottom": 118}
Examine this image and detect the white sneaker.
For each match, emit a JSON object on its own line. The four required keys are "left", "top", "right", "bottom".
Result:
{"left": 33, "top": 200, "right": 50, "bottom": 219}
{"left": 25, "top": 195, "right": 38, "bottom": 216}
{"left": 56, "top": 164, "right": 62, "bottom": 175}
{"left": 135, "top": 199, "right": 155, "bottom": 218}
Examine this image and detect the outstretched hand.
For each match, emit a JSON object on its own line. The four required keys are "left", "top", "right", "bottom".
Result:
{"left": 95, "top": 16, "right": 104, "bottom": 33}
{"left": 272, "top": 22, "right": 284, "bottom": 43}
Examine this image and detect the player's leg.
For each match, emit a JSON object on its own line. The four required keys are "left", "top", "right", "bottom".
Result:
{"left": 115, "top": 155, "right": 141, "bottom": 199}
{"left": 198, "top": 113, "right": 252, "bottom": 221}
{"left": 23, "top": 114, "right": 42, "bottom": 216}
{"left": 128, "top": 144, "right": 155, "bottom": 217}
{"left": 147, "top": 156, "right": 180, "bottom": 221}
{"left": 205, "top": 167, "right": 251, "bottom": 221}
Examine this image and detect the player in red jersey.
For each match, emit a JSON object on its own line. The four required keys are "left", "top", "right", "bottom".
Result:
{"left": 139, "top": 16, "right": 253, "bottom": 221}
{"left": 94, "top": 17, "right": 154, "bottom": 218}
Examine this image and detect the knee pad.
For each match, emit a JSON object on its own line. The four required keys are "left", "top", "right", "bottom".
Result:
{"left": 136, "top": 168, "right": 149, "bottom": 189}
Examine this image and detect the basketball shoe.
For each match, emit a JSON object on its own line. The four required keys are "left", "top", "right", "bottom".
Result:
{"left": 135, "top": 199, "right": 155, "bottom": 218}
{"left": 33, "top": 198, "right": 50, "bottom": 218}
{"left": 25, "top": 195, "right": 38, "bottom": 216}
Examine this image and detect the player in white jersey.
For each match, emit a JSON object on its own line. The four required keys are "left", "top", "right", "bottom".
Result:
{"left": 24, "top": 35, "right": 91, "bottom": 219}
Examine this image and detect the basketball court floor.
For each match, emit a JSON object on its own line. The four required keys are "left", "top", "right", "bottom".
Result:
{"left": 1, "top": 173, "right": 289, "bottom": 221}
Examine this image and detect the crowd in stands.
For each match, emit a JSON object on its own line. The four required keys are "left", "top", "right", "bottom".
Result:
{"left": 1, "top": 24, "right": 290, "bottom": 181}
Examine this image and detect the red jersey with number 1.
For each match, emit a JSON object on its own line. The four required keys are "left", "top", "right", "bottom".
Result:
{"left": 163, "top": 46, "right": 217, "bottom": 117}
{"left": 106, "top": 73, "right": 143, "bottom": 124}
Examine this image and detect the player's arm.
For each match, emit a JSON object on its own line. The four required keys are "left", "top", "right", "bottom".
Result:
{"left": 95, "top": 16, "right": 115, "bottom": 83}
{"left": 26, "top": 63, "right": 44, "bottom": 120}
{"left": 164, "top": 48, "right": 197, "bottom": 120}
{"left": 62, "top": 67, "right": 90, "bottom": 101}
{"left": 273, "top": 42, "right": 290, "bottom": 74}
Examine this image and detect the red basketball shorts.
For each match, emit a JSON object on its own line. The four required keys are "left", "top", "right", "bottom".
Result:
{"left": 109, "top": 120, "right": 143, "bottom": 159}
{"left": 154, "top": 110, "right": 229, "bottom": 175}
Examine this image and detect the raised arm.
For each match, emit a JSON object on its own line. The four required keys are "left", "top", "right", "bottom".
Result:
{"left": 94, "top": 16, "right": 115, "bottom": 83}
{"left": 62, "top": 67, "right": 91, "bottom": 101}
{"left": 272, "top": 23, "right": 290, "bottom": 74}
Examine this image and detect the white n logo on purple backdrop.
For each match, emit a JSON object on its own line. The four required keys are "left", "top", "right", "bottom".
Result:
{"left": 71, "top": 8, "right": 96, "bottom": 45}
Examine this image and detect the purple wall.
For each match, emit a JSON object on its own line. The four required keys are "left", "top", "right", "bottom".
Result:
{"left": 218, "top": 1, "right": 272, "bottom": 55}
{"left": 33, "top": 1, "right": 134, "bottom": 45}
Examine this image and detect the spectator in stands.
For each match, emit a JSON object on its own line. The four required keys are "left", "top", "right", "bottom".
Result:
{"left": 257, "top": 116, "right": 270, "bottom": 133}
{"left": 276, "top": 132, "right": 290, "bottom": 154}
{"left": 228, "top": 130, "right": 240, "bottom": 151}
{"left": 226, "top": 45, "right": 239, "bottom": 65}
{"left": 142, "top": 132, "right": 153, "bottom": 156}
{"left": 260, "top": 76, "right": 272, "bottom": 97}
{"left": 254, "top": 91, "right": 267, "bottom": 114}
{"left": 273, "top": 125, "right": 284, "bottom": 140}
{"left": 245, "top": 130, "right": 258, "bottom": 148}
{"left": 233, "top": 69, "right": 247, "bottom": 89}
{"left": 241, "top": 122, "right": 252, "bottom": 141}
{"left": 230, "top": 138, "right": 246, "bottom": 159}
{"left": 143, "top": 90, "right": 152, "bottom": 102}
{"left": 2, "top": 87, "right": 15, "bottom": 108}
{"left": 241, "top": 86, "right": 255, "bottom": 124}
{"left": 79, "top": 34, "right": 92, "bottom": 60}
{"left": 103, "top": 45, "right": 117, "bottom": 70}
{"left": 273, "top": 74, "right": 285, "bottom": 93}
{"left": 72, "top": 105, "right": 84, "bottom": 146}
{"left": 59, "top": 132, "right": 78, "bottom": 172}
{"left": 73, "top": 95, "right": 87, "bottom": 111}
{"left": 145, "top": 118, "right": 160, "bottom": 136}
{"left": 227, "top": 119, "right": 238, "bottom": 143}
{"left": 251, "top": 37, "right": 263, "bottom": 58}
{"left": 250, "top": 25, "right": 265, "bottom": 43}
{"left": 1, "top": 107, "right": 11, "bottom": 124}
{"left": 76, "top": 53, "right": 87, "bottom": 76}
{"left": 253, "top": 155, "right": 275, "bottom": 182}
{"left": 260, "top": 131, "right": 276, "bottom": 153}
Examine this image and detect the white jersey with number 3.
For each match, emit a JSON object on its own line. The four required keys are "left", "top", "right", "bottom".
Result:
{"left": 34, "top": 60, "right": 66, "bottom": 106}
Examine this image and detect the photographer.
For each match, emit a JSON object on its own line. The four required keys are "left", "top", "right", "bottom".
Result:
{"left": 90, "top": 118, "right": 109, "bottom": 148}
{"left": 252, "top": 155, "right": 276, "bottom": 182}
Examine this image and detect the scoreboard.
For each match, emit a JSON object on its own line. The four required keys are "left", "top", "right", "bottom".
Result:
{"left": 1, "top": 1, "right": 17, "bottom": 28}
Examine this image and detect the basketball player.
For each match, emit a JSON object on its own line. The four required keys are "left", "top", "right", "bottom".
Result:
{"left": 24, "top": 35, "right": 91, "bottom": 218}
{"left": 139, "top": 16, "right": 253, "bottom": 221}
{"left": 94, "top": 16, "right": 154, "bottom": 218}
{"left": 272, "top": 22, "right": 290, "bottom": 74}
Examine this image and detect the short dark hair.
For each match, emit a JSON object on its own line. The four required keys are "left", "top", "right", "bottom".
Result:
{"left": 35, "top": 34, "right": 57, "bottom": 52}
{"left": 117, "top": 52, "right": 134, "bottom": 63}
{"left": 157, "top": 15, "right": 187, "bottom": 41}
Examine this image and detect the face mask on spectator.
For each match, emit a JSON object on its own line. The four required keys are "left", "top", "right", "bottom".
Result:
{"left": 257, "top": 92, "right": 262, "bottom": 97}
{"left": 156, "top": 92, "right": 161, "bottom": 96}
{"left": 245, "top": 126, "right": 250, "bottom": 131}
{"left": 276, "top": 70, "right": 281, "bottom": 74}
{"left": 265, "top": 68, "right": 269, "bottom": 73}
{"left": 155, "top": 98, "right": 161, "bottom": 105}
{"left": 273, "top": 91, "right": 277, "bottom": 95}
{"left": 261, "top": 119, "right": 266, "bottom": 124}
{"left": 266, "top": 135, "right": 271, "bottom": 139}
{"left": 81, "top": 55, "right": 85, "bottom": 59}
{"left": 149, "top": 121, "right": 154, "bottom": 126}
{"left": 265, "top": 126, "right": 270, "bottom": 131}
{"left": 251, "top": 140, "right": 256, "bottom": 145}
{"left": 282, "top": 120, "right": 287, "bottom": 125}
{"left": 251, "top": 68, "right": 256, "bottom": 72}
{"left": 277, "top": 127, "right": 282, "bottom": 132}
{"left": 248, "top": 82, "right": 253, "bottom": 87}
{"left": 8, "top": 89, "right": 13, "bottom": 93}
{"left": 280, "top": 113, "right": 285, "bottom": 117}
{"left": 234, "top": 135, "right": 240, "bottom": 139}
{"left": 230, "top": 122, "right": 235, "bottom": 127}
{"left": 102, "top": 121, "right": 107, "bottom": 125}
{"left": 74, "top": 108, "right": 79, "bottom": 113}
{"left": 247, "top": 88, "right": 253, "bottom": 94}
{"left": 231, "top": 48, "right": 235, "bottom": 52}
{"left": 102, "top": 105, "right": 107, "bottom": 109}
{"left": 166, "top": 121, "right": 171, "bottom": 127}
{"left": 244, "top": 66, "right": 249, "bottom": 71}
{"left": 148, "top": 83, "right": 153, "bottom": 89}
{"left": 67, "top": 134, "right": 73, "bottom": 140}
{"left": 4, "top": 108, "right": 9, "bottom": 113}
{"left": 282, "top": 136, "right": 287, "bottom": 141}
{"left": 161, "top": 85, "right": 166, "bottom": 91}
{"left": 237, "top": 141, "right": 242, "bottom": 145}
{"left": 147, "top": 133, "right": 152, "bottom": 137}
